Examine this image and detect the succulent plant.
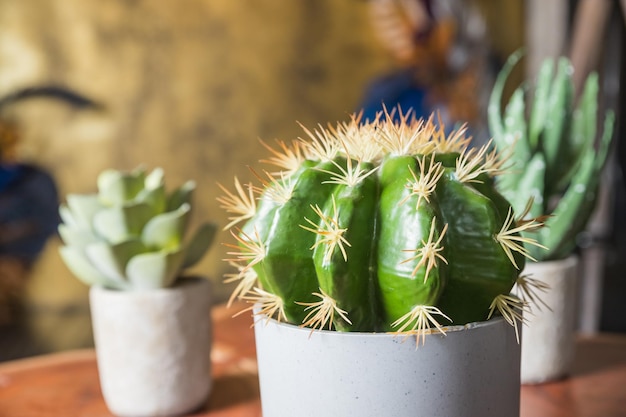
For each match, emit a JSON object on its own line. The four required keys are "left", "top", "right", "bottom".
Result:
{"left": 59, "top": 167, "right": 216, "bottom": 290}
{"left": 488, "top": 51, "right": 615, "bottom": 261}
{"left": 219, "top": 110, "right": 544, "bottom": 338}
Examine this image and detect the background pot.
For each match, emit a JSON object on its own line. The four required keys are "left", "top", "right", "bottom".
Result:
{"left": 90, "top": 277, "right": 212, "bottom": 417}
{"left": 521, "top": 255, "right": 578, "bottom": 384}
{"left": 254, "top": 314, "right": 521, "bottom": 417}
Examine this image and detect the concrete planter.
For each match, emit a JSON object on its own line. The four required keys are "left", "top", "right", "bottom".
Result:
{"left": 521, "top": 255, "right": 579, "bottom": 384}
{"left": 89, "top": 277, "right": 212, "bottom": 417}
{"left": 254, "top": 313, "right": 521, "bottom": 417}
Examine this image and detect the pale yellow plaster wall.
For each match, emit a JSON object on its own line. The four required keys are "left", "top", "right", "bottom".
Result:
{"left": 0, "top": 1, "right": 391, "bottom": 317}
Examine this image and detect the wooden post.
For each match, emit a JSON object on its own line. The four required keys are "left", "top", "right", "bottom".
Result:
{"left": 524, "top": 0, "right": 569, "bottom": 79}
{"left": 568, "top": 0, "right": 613, "bottom": 93}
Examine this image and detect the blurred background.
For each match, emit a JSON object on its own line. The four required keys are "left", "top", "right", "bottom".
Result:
{"left": 0, "top": 0, "right": 623, "bottom": 361}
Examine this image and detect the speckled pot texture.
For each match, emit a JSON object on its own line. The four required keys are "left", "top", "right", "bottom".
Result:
{"left": 90, "top": 277, "right": 212, "bottom": 417}
{"left": 254, "top": 314, "right": 521, "bottom": 417}
{"left": 521, "top": 255, "right": 579, "bottom": 384}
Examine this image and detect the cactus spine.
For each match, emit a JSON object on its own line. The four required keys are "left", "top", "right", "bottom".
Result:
{"left": 488, "top": 51, "right": 615, "bottom": 261}
{"left": 221, "top": 110, "right": 544, "bottom": 338}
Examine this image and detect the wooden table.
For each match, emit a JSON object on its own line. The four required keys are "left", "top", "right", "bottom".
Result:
{"left": 1, "top": 303, "right": 625, "bottom": 417}
{"left": 521, "top": 333, "right": 626, "bottom": 417}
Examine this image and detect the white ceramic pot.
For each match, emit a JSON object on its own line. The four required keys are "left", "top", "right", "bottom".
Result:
{"left": 90, "top": 277, "right": 212, "bottom": 417}
{"left": 521, "top": 255, "right": 578, "bottom": 384}
{"left": 254, "top": 314, "right": 521, "bottom": 417}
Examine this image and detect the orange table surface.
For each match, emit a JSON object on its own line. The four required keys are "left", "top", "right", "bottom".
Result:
{"left": 1, "top": 302, "right": 625, "bottom": 417}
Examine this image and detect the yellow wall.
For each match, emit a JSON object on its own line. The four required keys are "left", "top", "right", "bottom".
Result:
{"left": 0, "top": 1, "right": 392, "bottom": 316}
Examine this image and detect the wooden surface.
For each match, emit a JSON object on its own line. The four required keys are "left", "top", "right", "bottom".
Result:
{"left": 0, "top": 303, "right": 261, "bottom": 417}
{"left": 1, "top": 302, "right": 625, "bottom": 417}
{"left": 520, "top": 333, "right": 626, "bottom": 417}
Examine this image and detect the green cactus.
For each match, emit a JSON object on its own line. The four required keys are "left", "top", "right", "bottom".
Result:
{"left": 220, "top": 111, "right": 544, "bottom": 338}
{"left": 488, "top": 51, "right": 615, "bottom": 261}
{"left": 59, "top": 167, "right": 216, "bottom": 290}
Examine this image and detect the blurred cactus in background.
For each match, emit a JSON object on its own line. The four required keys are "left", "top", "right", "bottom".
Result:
{"left": 59, "top": 167, "right": 216, "bottom": 290}
{"left": 488, "top": 51, "right": 615, "bottom": 262}
{"left": 220, "top": 109, "right": 545, "bottom": 340}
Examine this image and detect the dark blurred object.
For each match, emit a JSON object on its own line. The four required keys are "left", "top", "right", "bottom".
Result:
{"left": 0, "top": 256, "right": 28, "bottom": 325}
{"left": 0, "top": 86, "right": 100, "bottom": 112}
{"left": 361, "top": 0, "right": 491, "bottom": 140}
{"left": 0, "top": 119, "right": 60, "bottom": 324}
{"left": 0, "top": 118, "right": 19, "bottom": 163}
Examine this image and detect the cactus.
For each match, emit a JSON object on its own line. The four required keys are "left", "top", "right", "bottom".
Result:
{"left": 488, "top": 51, "right": 615, "bottom": 261}
{"left": 59, "top": 167, "right": 216, "bottom": 290}
{"left": 220, "top": 110, "right": 544, "bottom": 338}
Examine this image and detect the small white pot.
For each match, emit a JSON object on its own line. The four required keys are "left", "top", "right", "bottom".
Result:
{"left": 254, "top": 314, "right": 520, "bottom": 417}
{"left": 521, "top": 255, "right": 578, "bottom": 384}
{"left": 90, "top": 277, "right": 212, "bottom": 417}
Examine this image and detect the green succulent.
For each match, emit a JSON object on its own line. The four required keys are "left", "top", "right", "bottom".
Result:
{"left": 220, "top": 110, "right": 544, "bottom": 339}
{"left": 488, "top": 51, "right": 615, "bottom": 261}
{"left": 59, "top": 167, "right": 216, "bottom": 290}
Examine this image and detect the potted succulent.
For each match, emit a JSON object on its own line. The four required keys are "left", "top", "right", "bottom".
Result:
{"left": 488, "top": 51, "right": 615, "bottom": 383}
{"left": 58, "top": 167, "right": 216, "bottom": 417}
{"left": 219, "top": 110, "right": 545, "bottom": 417}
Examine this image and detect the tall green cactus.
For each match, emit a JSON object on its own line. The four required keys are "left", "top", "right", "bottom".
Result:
{"left": 488, "top": 51, "right": 615, "bottom": 261}
{"left": 220, "top": 110, "right": 544, "bottom": 338}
